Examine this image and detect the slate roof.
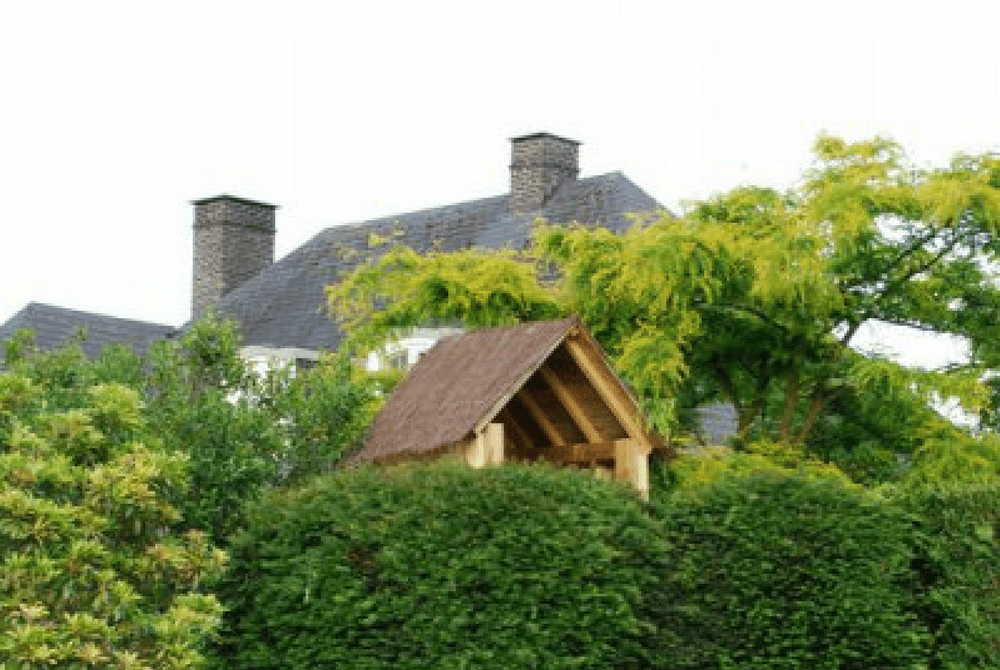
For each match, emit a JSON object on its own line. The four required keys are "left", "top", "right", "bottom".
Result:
{"left": 695, "top": 403, "right": 739, "bottom": 444}
{"left": 215, "top": 171, "right": 662, "bottom": 350}
{"left": 0, "top": 302, "right": 176, "bottom": 359}
{"left": 352, "top": 316, "right": 653, "bottom": 464}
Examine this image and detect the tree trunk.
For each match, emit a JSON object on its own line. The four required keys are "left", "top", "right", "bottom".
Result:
{"left": 795, "top": 389, "right": 830, "bottom": 445}
{"left": 778, "top": 365, "right": 800, "bottom": 443}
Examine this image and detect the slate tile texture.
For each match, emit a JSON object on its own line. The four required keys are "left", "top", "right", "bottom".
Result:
{"left": 0, "top": 302, "right": 175, "bottom": 359}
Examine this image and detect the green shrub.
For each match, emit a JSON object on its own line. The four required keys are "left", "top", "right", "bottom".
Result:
{"left": 0, "top": 373, "right": 225, "bottom": 669}
{"left": 892, "top": 480, "right": 1000, "bottom": 669}
{"left": 651, "top": 473, "right": 929, "bottom": 670}
{"left": 209, "top": 461, "right": 668, "bottom": 670}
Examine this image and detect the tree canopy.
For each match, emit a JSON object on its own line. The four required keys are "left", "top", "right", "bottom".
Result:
{"left": 328, "top": 136, "right": 1000, "bottom": 472}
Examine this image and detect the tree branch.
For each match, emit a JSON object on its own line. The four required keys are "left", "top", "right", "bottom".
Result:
{"left": 737, "top": 374, "right": 771, "bottom": 441}
{"left": 843, "top": 226, "right": 941, "bottom": 291}
{"left": 696, "top": 301, "right": 790, "bottom": 334}
{"left": 872, "top": 227, "right": 969, "bottom": 310}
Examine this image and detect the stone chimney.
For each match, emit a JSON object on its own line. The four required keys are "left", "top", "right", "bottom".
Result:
{"left": 192, "top": 195, "right": 276, "bottom": 320}
{"left": 509, "top": 132, "right": 581, "bottom": 212}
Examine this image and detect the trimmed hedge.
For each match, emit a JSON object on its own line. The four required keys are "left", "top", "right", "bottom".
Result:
{"left": 210, "top": 463, "right": 998, "bottom": 669}
{"left": 893, "top": 481, "right": 1000, "bottom": 669}
{"left": 650, "top": 474, "right": 930, "bottom": 670}
{"left": 209, "top": 461, "right": 669, "bottom": 670}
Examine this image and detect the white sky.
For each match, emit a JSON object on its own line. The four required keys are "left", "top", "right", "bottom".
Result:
{"left": 1, "top": 0, "right": 996, "bottom": 368}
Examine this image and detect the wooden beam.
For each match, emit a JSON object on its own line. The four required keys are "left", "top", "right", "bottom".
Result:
{"left": 498, "top": 408, "right": 535, "bottom": 459}
{"left": 542, "top": 441, "right": 616, "bottom": 463}
{"left": 474, "top": 331, "right": 573, "bottom": 434}
{"left": 538, "top": 364, "right": 603, "bottom": 443}
{"left": 517, "top": 387, "right": 571, "bottom": 446}
{"left": 483, "top": 422, "right": 504, "bottom": 465}
{"left": 500, "top": 407, "right": 534, "bottom": 450}
{"left": 563, "top": 337, "right": 649, "bottom": 447}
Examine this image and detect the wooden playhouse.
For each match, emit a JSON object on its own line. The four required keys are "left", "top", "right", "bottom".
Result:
{"left": 349, "top": 317, "right": 661, "bottom": 496}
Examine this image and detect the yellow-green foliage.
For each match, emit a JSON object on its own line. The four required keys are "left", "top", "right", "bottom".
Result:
{"left": 899, "top": 433, "right": 1000, "bottom": 488}
{"left": 327, "top": 135, "right": 1000, "bottom": 454}
{"left": 666, "top": 441, "right": 853, "bottom": 496}
{"left": 327, "top": 245, "right": 563, "bottom": 354}
{"left": 0, "top": 373, "right": 225, "bottom": 669}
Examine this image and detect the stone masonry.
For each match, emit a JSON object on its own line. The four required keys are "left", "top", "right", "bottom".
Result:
{"left": 192, "top": 195, "right": 276, "bottom": 320}
{"left": 509, "top": 132, "right": 581, "bottom": 212}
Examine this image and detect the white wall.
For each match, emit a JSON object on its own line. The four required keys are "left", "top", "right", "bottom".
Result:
{"left": 362, "top": 326, "right": 463, "bottom": 372}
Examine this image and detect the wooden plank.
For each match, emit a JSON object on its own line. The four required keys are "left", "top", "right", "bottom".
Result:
{"left": 563, "top": 337, "right": 649, "bottom": 448}
{"left": 538, "top": 364, "right": 603, "bottom": 443}
{"left": 464, "top": 433, "right": 487, "bottom": 468}
{"left": 517, "top": 387, "right": 570, "bottom": 446}
{"left": 542, "top": 441, "right": 616, "bottom": 462}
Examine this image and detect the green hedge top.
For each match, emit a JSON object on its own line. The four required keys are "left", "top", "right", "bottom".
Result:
{"left": 210, "top": 461, "right": 668, "bottom": 670}
{"left": 651, "top": 474, "right": 930, "bottom": 670}
{"left": 892, "top": 480, "right": 1000, "bottom": 669}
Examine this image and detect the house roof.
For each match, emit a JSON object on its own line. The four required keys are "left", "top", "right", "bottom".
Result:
{"left": 215, "top": 171, "right": 662, "bottom": 350}
{"left": 0, "top": 302, "right": 176, "bottom": 359}
{"left": 351, "top": 316, "right": 654, "bottom": 465}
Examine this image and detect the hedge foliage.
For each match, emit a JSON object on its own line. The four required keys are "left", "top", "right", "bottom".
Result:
{"left": 209, "top": 461, "right": 669, "bottom": 670}
{"left": 651, "top": 473, "right": 930, "bottom": 670}
{"left": 892, "top": 481, "right": 1000, "bottom": 669}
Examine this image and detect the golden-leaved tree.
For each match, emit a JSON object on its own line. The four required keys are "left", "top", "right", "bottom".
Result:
{"left": 328, "top": 136, "right": 1000, "bottom": 479}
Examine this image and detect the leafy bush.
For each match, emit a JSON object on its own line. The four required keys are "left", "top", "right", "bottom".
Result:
{"left": 4, "top": 315, "right": 377, "bottom": 548}
{"left": 210, "top": 461, "right": 668, "bottom": 670}
{"left": 152, "top": 389, "right": 285, "bottom": 542}
{"left": 0, "top": 373, "right": 225, "bottom": 669}
{"left": 650, "top": 473, "right": 929, "bottom": 670}
{"left": 258, "top": 353, "right": 379, "bottom": 486}
{"left": 143, "top": 315, "right": 377, "bottom": 543}
{"left": 892, "top": 480, "right": 1000, "bottom": 669}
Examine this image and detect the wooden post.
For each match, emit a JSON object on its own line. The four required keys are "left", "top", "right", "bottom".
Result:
{"left": 614, "top": 438, "right": 650, "bottom": 499}
{"left": 484, "top": 422, "right": 504, "bottom": 465}
{"left": 466, "top": 422, "right": 504, "bottom": 467}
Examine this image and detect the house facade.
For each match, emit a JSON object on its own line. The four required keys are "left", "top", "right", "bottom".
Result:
{"left": 2, "top": 133, "right": 660, "bottom": 367}
{"left": 193, "top": 132, "right": 661, "bottom": 370}
{"left": 0, "top": 131, "right": 737, "bottom": 442}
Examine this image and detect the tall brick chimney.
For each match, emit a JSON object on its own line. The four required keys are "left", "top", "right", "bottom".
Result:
{"left": 509, "top": 132, "right": 581, "bottom": 212}
{"left": 191, "top": 195, "right": 276, "bottom": 320}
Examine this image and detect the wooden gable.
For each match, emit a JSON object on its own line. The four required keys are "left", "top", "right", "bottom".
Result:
{"left": 352, "top": 318, "right": 659, "bottom": 496}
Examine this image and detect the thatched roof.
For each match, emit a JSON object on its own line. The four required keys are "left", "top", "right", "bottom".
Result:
{"left": 351, "top": 317, "right": 658, "bottom": 465}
